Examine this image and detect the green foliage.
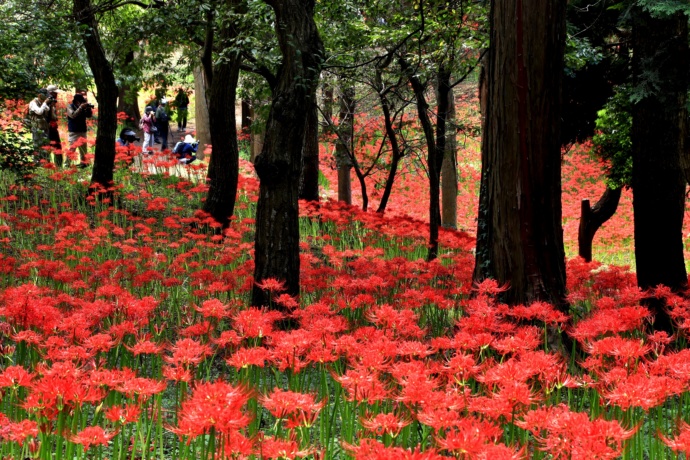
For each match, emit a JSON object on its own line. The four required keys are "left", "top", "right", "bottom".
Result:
{"left": 0, "top": 129, "right": 36, "bottom": 181}
{"left": 592, "top": 86, "right": 632, "bottom": 189}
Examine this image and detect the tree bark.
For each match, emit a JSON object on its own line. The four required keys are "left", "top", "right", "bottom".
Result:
{"left": 578, "top": 187, "right": 621, "bottom": 262}
{"left": 376, "top": 67, "right": 403, "bottom": 214}
{"left": 299, "top": 93, "right": 320, "bottom": 201}
{"left": 73, "top": 0, "right": 119, "bottom": 191}
{"left": 336, "top": 85, "right": 354, "bottom": 205}
{"left": 441, "top": 80, "right": 458, "bottom": 229}
{"left": 201, "top": 1, "right": 242, "bottom": 228}
{"left": 632, "top": 9, "right": 688, "bottom": 332}
{"left": 117, "top": 51, "right": 140, "bottom": 128}
{"left": 193, "top": 66, "right": 211, "bottom": 161}
{"left": 473, "top": 0, "right": 568, "bottom": 309}
{"left": 241, "top": 98, "right": 252, "bottom": 131}
{"left": 252, "top": 0, "right": 324, "bottom": 307}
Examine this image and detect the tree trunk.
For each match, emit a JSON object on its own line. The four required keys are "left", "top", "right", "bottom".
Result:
{"left": 376, "top": 67, "right": 403, "bottom": 214}
{"left": 299, "top": 93, "right": 320, "bottom": 201}
{"left": 252, "top": 0, "right": 324, "bottom": 307}
{"left": 193, "top": 66, "right": 211, "bottom": 161}
{"left": 73, "top": 0, "right": 118, "bottom": 191}
{"left": 336, "top": 85, "right": 354, "bottom": 205}
{"left": 578, "top": 187, "right": 621, "bottom": 262}
{"left": 241, "top": 98, "right": 251, "bottom": 132}
{"left": 441, "top": 81, "right": 458, "bottom": 229}
{"left": 473, "top": 0, "right": 568, "bottom": 309}
{"left": 116, "top": 51, "right": 140, "bottom": 128}
{"left": 632, "top": 9, "right": 688, "bottom": 333}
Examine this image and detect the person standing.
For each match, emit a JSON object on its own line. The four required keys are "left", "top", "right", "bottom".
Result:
{"left": 155, "top": 98, "right": 171, "bottom": 150}
{"left": 174, "top": 88, "right": 190, "bottom": 132}
{"left": 66, "top": 93, "right": 93, "bottom": 168}
{"left": 46, "top": 85, "right": 63, "bottom": 166}
{"left": 141, "top": 106, "right": 156, "bottom": 155}
{"left": 28, "top": 88, "right": 52, "bottom": 159}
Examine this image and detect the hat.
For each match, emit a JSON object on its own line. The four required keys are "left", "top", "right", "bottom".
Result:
{"left": 38, "top": 88, "right": 49, "bottom": 97}
{"left": 46, "top": 85, "right": 60, "bottom": 93}
{"left": 145, "top": 106, "right": 154, "bottom": 113}
{"left": 183, "top": 134, "right": 196, "bottom": 144}
{"left": 160, "top": 98, "right": 168, "bottom": 105}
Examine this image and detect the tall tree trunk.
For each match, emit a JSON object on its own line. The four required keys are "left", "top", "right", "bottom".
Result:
{"left": 193, "top": 66, "right": 211, "bottom": 161}
{"left": 336, "top": 85, "right": 354, "bottom": 205}
{"left": 441, "top": 81, "right": 458, "bottom": 229}
{"left": 241, "top": 98, "right": 252, "bottom": 131}
{"left": 252, "top": 0, "right": 324, "bottom": 307}
{"left": 632, "top": 9, "right": 688, "bottom": 333}
{"left": 73, "top": 0, "right": 118, "bottom": 191}
{"left": 473, "top": 0, "right": 568, "bottom": 309}
{"left": 376, "top": 67, "right": 403, "bottom": 214}
{"left": 299, "top": 93, "right": 320, "bottom": 201}
{"left": 578, "top": 187, "right": 621, "bottom": 262}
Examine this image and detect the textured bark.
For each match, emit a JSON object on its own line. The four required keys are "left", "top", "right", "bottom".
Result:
{"left": 252, "top": 0, "right": 323, "bottom": 307}
{"left": 578, "top": 187, "right": 621, "bottom": 262}
{"left": 202, "top": 2, "right": 242, "bottom": 227}
{"left": 73, "top": 0, "right": 118, "bottom": 191}
{"left": 193, "top": 66, "right": 211, "bottom": 160}
{"left": 632, "top": 10, "right": 688, "bottom": 332}
{"left": 299, "top": 93, "right": 320, "bottom": 201}
{"left": 336, "top": 85, "right": 354, "bottom": 205}
{"left": 241, "top": 98, "right": 251, "bottom": 131}
{"left": 117, "top": 51, "right": 140, "bottom": 128}
{"left": 441, "top": 82, "right": 458, "bottom": 229}
{"left": 474, "top": 0, "right": 568, "bottom": 309}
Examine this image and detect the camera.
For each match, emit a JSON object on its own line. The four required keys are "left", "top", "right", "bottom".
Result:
{"left": 46, "top": 96, "right": 57, "bottom": 104}
{"left": 84, "top": 103, "right": 94, "bottom": 109}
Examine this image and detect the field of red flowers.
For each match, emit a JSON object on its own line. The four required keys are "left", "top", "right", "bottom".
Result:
{"left": 2, "top": 94, "right": 690, "bottom": 459}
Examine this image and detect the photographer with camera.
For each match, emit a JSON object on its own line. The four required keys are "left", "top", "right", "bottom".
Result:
{"left": 27, "top": 88, "right": 52, "bottom": 156}
{"left": 66, "top": 93, "right": 93, "bottom": 168}
{"left": 45, "top": 85, "right": 63, "bottom": 166}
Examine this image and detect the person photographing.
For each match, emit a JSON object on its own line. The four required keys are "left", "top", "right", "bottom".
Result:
{"left": 66, "top": 93, "right": 93, "bottom": 168}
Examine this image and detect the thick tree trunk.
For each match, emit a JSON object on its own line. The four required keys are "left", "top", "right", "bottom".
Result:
{"left": 252, "top": 0, "right": 324, "bottom": 307}
{"left": 241, "top": 98, "right": 251, "bottom": 131}
{"left": 73, "top": 0, "right": 118, "bottom": 191}
{"left": 441, "top": 82, "right": 457, "bottom": 229}
{"left": 473, "top": 0, "right": 568, "bottom": 309}
{"left": 336, "top": 85, "right": 354, "bottom": 205}
{"left": 299, "top": 93, "right": 320, "bottom": 201}
{"left": 117, "top": 51, "right": 140, "bottom": 128}
{"left": 193, "top": 66, "right": 211, "bottom": 161}
{"left": 578, "top": 187, "right": 621, "bottom": 262}
{"left": 632, "top": 10, "right": 688, "bottom": 333}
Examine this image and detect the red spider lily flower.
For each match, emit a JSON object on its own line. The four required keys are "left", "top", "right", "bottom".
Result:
{"left": 162, "top": 365, "right": 193, "bottom": 383}
{"left": 473, "top": 279, "right": 510, "bottom": 297}
{"left": 165, "top": 338, "right": 211, "bottom": 368}
{"left": 254, "top": 277, "right": 287, "bottom": 293}
{"left": 267, "top": 329, "right": 314, "bottom": 373}
{"left": 116, "top": 377, "right": 166, "bottom": 400}
{"left": 604, "top": 372, "right": 683, "bottom": 411}
{"left": 226, "top": 346, "right": 269, "bottom": 369}
{"left": 126, "top": 338, "right": 164, "bottom": 356}
{"left": 233, "top": 307, "right": 283, "bottom": 339}
{"left": 257, "top": 435, "right": 311, "bottom": 459}
{"left": 332, "top": 367, "right": 388, "bottom": 403}
{"left": 434, "top": 416, "right": 503, "bottom": 457}
{"left": 508, "top": 301, "right": 569, "bottom": 325}
{"left": 196, "top": 298, "right": 231, "bottom": 319}
{"left": 569, "top": 306, "right": 651, "bottom": 343}
{"left": 360, "top": 411, "right": 411, "bottom": 437}
{"left": 0, "top": 365, "right": 33, "bottom": 388}
{"left": 659, "top": 420, "right": 690, "bottom": 455}
{"left": 0, "top": 417, "right": 39, "bottom": 446}
{"left": 67, "top": 426, "right": 117, "bottom": 450}
{"left": 260, "top": 388, "right": 324, "bottom": 428}
{"left": 343, "top": 438, "right": 449, "bottom": 460}
{"left": 584, "top": 336, "right": 652, "bottom": 367}
{"left": 169, "top": 380, "right": 251, "bottom": 439}
{"left": 104, "top": 404, "right": 142, "bottom": 424}
{"left": 274, "top": 293, "right": 299, "bottom": 310}
{"left": 214, "top": 330, "right": 243, "bottom": 348}
{"left": 491, "top": 326, "right": 542, "bottom": 355}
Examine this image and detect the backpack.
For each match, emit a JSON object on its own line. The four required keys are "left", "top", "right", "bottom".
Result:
{"left": 139, "top": 116, "right": 145, "bottom": 130}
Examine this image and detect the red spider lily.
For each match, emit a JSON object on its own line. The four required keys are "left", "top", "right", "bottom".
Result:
{"left": 343, "top": 438, "right": 449, "bottom": 460}
{"left": 603, "top": 372, "right": 683, "bottom": 411}
{"left": 584, "top": 336, "right": 652, "bottom": 367}
{"left": 0, "top": 365, "right": 33, "bottom": 388}
{"left": 0, "top": 417, "right": 38, "bottom": 446}
{"left": 659, "top": 420, "right": 690, "bottom": 455}
{"left": 67, "top": 426, "right": 117, "bottom": 450}
{"left": 196, "top": 298, "right": 231, "bottom": 319}
{"left": 360, "top": 411, "right": 411, "bottom": 437}
{"left": 434, "top": 416, "right": 503, "bottom": 457}
{"left": 104, "top": 403, "right": 142, "bottom": 424}
{"left": 165, "top": 338, "right": 211, "bottom": 368}
{"left": 116, "top": 376, "right": 166, "bottom": 400}
{"left": 169, "top": 380, "right": 251, "bottom": 439}
{"left": 332, "top": 367, "right": 388, "bottom": 403}
{"left": 569, "top": 306, "right": 651, "bottom": 343}
{"left": 260, "top": 388, "right": 324, "bottom": 428}
{"left": 254, "top": 277, "right": 287, "bottom": 293}
{"left": 233, "top": 307, "right": 284, "bottom": 339}
{"left": 126, "top": 338, "right": 164, "bottom": 356}
{"left": 257, "top": 435, "right": 311, "bottom": 459}
{"left": 226, "top": 346, "right": 270, "bottom": 369}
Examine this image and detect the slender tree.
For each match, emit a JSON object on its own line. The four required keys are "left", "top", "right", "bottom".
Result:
{"left": 474, "top": 0, "right": 568, "bottom": 308}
